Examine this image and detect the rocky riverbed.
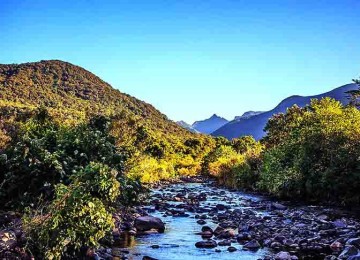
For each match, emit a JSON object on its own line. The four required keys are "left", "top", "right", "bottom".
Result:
{"left": 2, "top": 180, "right": 360, "bottom": 259}
{"left": 100, "top": 180, "right": 360, "bottom": 260}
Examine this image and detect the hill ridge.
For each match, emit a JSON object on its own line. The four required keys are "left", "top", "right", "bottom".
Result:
{"left": 212, "top": 83, "right": 358, "bottom": 140}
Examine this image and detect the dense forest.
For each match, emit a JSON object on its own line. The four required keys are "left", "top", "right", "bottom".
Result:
{"left": 0, "top": 60, "right": 360, "bottom": 258}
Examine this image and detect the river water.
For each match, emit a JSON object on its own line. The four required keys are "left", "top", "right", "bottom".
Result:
{"left": 115, "top": 182, "right": 270, "bottom": 260}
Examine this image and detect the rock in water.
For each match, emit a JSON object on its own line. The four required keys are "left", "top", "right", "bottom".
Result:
{"left": 275, "top": 251, "right": 292, "bottom": 260}
{"left": 143, "top": 256, "right": 159, "bottom": 260}
{"left": 134, "top": 216, "right": 165, "bottom": 233}
{"left": 195, "top": 239, "right": 217, "bottom": 248}
{"left": 272, "top": 202, "right": 287, "bottom": 210}
{"left": 243, "top": 240, "right": 261, "bottom": 250}
{"left": 227, "top": 246, "right": 237, "bottom": 252}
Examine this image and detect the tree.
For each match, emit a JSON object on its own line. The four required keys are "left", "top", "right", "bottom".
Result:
{"left": 346, "top": 78, "right": 360, "bottom": 107}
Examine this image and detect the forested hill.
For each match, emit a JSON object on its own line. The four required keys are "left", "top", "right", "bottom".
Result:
{"left": 0, "top": 60, "right": 204, "bottom": 147}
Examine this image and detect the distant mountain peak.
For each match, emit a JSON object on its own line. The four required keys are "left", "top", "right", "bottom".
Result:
{"left": 212, "top": 83, "right": 359, "bottom": 140}
{"left": 234, "top": 111, "right": 263, "bottom": 121}
{"left": 176, "top": 120, "right": 199, "bottom": 133}
{"left": 192, "top": 114, "right": 228, "bottom": 134}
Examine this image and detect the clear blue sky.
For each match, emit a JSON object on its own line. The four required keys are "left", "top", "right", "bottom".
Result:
{"left": 1, "top": 0, "right": 359, "bottom": 123}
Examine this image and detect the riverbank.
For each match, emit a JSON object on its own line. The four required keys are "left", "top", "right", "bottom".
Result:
{"left": 108, "top": 180, "right": 360, "bottom": 259}
{"left": 2, "top": 179, "right": 360, "bottom": 259}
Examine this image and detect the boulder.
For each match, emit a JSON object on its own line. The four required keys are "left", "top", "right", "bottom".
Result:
{"left": 227, "top": 246, "right": 237, "bottom": 252}
{"left": 195, "top": 239, "right": 217, "bottom": 248}
{"left": 143, "top": 256, "right": 159, "bottom": 260}
{"left": 243, "top": 239, "right": 261, "bottom": 250}
{"left": 338, "top": 246, "right": 359, "bottom": 259}
{"left": 201, "top": 226, "right": 213, "bottom": 233}
{"left": 272, "top": 203, "right": 287, "bottom": 210}
{"left": 218, "top": 240, "right": 231, "bottom": 246}
{"left": 134, "top": 216, "right": 165, "bottom": 233}
{"left": 275, "top": 251, "right": 292, "bottom": 260}
{"left": 330, "top": 241, "right": 343, "bottom": 251}
{"left": 197, "top": 219, "right": 206, "bottom": 225}
{"left": 347, "top": 238, "right": 360, "bottom": 248}
{"left": 213, "top": 226, "right": 225, "bottom": 237}
{"left": 217, "top": 229, "right": 236, "bottom": 239}
{"left": 216, "top": 204, "right": 227, "bottom": 211}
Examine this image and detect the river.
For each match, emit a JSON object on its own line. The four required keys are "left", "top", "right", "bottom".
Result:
{"left": 108, "top": 181, "right": 360, "bottom": 260}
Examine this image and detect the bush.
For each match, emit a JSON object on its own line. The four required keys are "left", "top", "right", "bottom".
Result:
{"left": 260, "top": 98, "right": 360, "bottom": 205}
{"left": 0, "top": 112, "right": 123, "bottom": 209}
{"left": 128, "top": 156, "right": 176, "bottom": 183}
{"left": 204, "top": 140, "right": 263, "bottom": 189}
{"left": 23, "top": 162, "right": 119, "bottom": 259}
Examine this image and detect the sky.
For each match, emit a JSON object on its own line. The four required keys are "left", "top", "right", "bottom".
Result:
{"left": 1, "top": 0, "right": 360, "bottom": 123}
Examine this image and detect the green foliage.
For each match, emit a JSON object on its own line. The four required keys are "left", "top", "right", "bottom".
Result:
{"left": 23, "top": 162, "right": 118, "bottom": 259}
{"left": 347, "top": 78, "right": 360, "bottom": 107}
{"left": 260, "top": 98, "right": 360, "bottom": 205}
{"left": 0, "top": 110, "right": 128, "bottom": 258}
{"left": 0, "top": 111, "right": 123, "bottom": 208}
{"left": 203, "top": 138, "right": 263, "bottom": 189}
{"left": 118, "top": 175, "right": 148, "bottom": 206}
{"left": 0, "top": 60, "right": 214, "bottom": 165}
{"left": 231, "top": 136, "right": 258, "bottom": 153}
{"left": 0, "top": 61, "right": 217, "bottom": 258}
{"left": 128, "top": 156, "right": 176, "bottom": 183}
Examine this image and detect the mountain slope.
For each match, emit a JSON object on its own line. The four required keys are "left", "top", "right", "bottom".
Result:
{"left": 212, "top": 83, "right": 358, "bottom": 140}
{"left": 234, "top": 111, "right": 263, "bottom": 121}
{"left": 0, "top": 60, "right": 206, "bottom": 149}
{"left": 192, "top": 114, "right": 229, "bottom": 134}
{"left": 176, "top": 120, "right": 199, "bottom": 133}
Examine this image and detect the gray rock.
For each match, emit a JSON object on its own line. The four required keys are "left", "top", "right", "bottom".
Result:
{"left": 134, "top": 216, "right": 165, "bottom": 233}
{"left": 227, "top": 246, "right": 237, "bottom": 252}
{"left": 275, "top": 251, "right": 292, "bottom": 260}
{"left": 243, "top": 239, "right": 261, "bottom": 250}
{"left": 333, "top": 219, "right": 347, "bottom": 228}
{"left": 339, "top": 245, "right": 359, "bottom": 259}
{"left": 272, "top": 203, "right": 287, "bottom": 210}
{"left": 197, "top": 219, "right": 206, "bottom": 225}
{"left": 143, "top": 256, "right": 158, "bottom": 260}
{"left": 195, "top": 239, "right": 217, "bottom": 248}
{"left": 347, "top": 238, "right": 360, "bottom": 248}
{"left": 218, "top": 240, "right": 231, "bottom": 246}
{"left": 348, "top": 255, "right": 360, "bottom": 260}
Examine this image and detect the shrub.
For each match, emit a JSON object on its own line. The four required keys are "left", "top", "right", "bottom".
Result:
{"left": 0, "top": 112, "right": 123, "bottom": 209}
{"left": 128, "top": 156, "right": 176, "bottom": 183}
{"left": 23, "top": 162, "right": 119, "bottom": 259}
{"left": 260, "top": 98, "right": 360, "bottom": 205}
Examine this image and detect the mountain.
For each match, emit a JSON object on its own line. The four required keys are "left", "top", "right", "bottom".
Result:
{"left": 192, "top": 114, "right": 229, "bottom": 134}
{"left": 234, "top": 111, "right": 263, "bottom": 121}
{"left": 176, "top": 120, "right": 199, "bottom": 133}
{"left": 212, "top": 83, "right": 359, "bottom": 140}
{"left": 0, "top": 60, "right": 206, "bottom": 150}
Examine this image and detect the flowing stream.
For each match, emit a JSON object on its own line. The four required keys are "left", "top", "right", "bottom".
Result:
{"left": 114, "top": 182, "right": 269, "bottom": 260}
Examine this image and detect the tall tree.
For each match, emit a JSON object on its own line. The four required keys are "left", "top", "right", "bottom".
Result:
{"left": 347, "top": 78, "right": 360, "bottom": 107}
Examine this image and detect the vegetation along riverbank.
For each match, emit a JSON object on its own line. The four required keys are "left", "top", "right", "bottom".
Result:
{"left": 0, "top": 61, "right": 360, "bottom": 259}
